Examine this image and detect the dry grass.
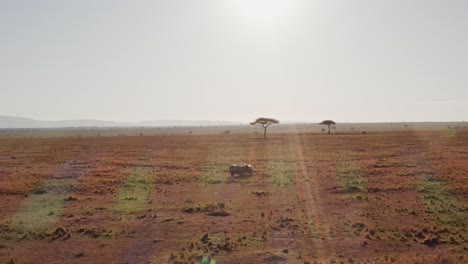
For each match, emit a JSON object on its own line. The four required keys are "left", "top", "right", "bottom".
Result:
{"left": 0, "top": 131, "right": 466, "bottom": 263}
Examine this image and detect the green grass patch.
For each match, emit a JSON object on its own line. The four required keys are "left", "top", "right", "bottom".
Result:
{"left": 199, "top": 161, "right": 226, "bottom": 185}
{"left": 270, "top": 161, "right": 294, "bottom": 187}
{"left": 114, "top": 168, "right": 153, "bottom": 213}
{"left": 10, "top": 178, "right": 75, "bottom": 232}
{"left": 337, "top": 162, "right": 367, "bottom": 193}
{"left": 419, "top": 175, "right": 465, "bottom": 227}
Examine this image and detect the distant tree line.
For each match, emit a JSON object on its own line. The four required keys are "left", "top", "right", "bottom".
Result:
{"left": 250, "top": 117, "right": 339, "bottom": 137}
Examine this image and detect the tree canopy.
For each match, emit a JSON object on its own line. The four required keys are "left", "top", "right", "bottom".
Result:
{"left": 319, "top": 120, "right": 336, "bottom": 134}
{"left": 250, "top": 117, "right": 279, "bottom": 138}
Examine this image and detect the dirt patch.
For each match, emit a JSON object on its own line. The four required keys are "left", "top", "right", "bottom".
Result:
{"left": 0, "top": 131, "right": 466, "bottom": 263}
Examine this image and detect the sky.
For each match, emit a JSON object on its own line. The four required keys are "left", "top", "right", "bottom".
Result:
{"left": 1, "top": 0, "right": 467, "bottom": 123}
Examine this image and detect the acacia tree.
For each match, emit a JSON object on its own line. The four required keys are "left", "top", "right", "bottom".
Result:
{"left": 250, "top": 117, "right": 279, "bottom": 138}
{"left": 319, "top": 120, "right": 336, "bottom": 134}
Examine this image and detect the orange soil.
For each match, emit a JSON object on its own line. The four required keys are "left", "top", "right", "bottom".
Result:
{"left": 0, "top": 131, "right": 467, "bottom": 263}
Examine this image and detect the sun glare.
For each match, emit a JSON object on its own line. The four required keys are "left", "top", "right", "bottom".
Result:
{"left": 228, "top": 0, "right": 295, "bottom": 25}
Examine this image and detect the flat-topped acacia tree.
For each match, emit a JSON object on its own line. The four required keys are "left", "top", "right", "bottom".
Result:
{"left": 250, "top": 117, "right": 279, "bottom": 138}
{"left": 320, "top": 120, "right": 336, "bottom": 134}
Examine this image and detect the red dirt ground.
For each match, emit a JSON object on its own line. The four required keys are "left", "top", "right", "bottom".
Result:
{"left": 0, "top": 131, "right": 467, "bottom": 263}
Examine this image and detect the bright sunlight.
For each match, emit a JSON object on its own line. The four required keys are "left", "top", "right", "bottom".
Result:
{"left": 227, "top": 0, "right": 296, "bottom": 25}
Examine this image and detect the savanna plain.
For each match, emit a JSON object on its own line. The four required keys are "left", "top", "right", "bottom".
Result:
{"left": 0, "top": 130, "right": 467, "bottom": 263}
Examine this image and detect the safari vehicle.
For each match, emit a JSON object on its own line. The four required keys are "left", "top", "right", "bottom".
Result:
{"left": 229, "top": 163, "right": 254, "bottom": 177}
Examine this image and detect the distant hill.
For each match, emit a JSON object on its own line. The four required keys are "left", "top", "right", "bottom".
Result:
{"left": 137, "top": 120, "right": 243, "bottom": 127}
{"left": 0, "top": 116, "right": 243, "bottom": 128}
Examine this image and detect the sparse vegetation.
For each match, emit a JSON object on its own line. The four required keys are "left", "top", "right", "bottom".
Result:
{"left": 251, "top": 190, "right": 271, "bottom": 197}
{"left": 250, "top": 117, "right": 279, "bottom": 138}
{"left": 270, "top": 161, "right": 294, "bottom": 187}
{"left": 0, "top": 130, "right": 466, "bottom": 263}
{"left": 182, "top": 202, "right": 225, "bottom": 213}
{"left": 199, "top": 162, "right": 225, "bottom": 185}
{"left": 319, "top": 120, "right": 336, "bottom": 134}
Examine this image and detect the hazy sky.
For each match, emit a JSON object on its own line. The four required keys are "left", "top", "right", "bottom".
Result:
{"left": 1, "top": 0, "right": 467, "bottom": 122}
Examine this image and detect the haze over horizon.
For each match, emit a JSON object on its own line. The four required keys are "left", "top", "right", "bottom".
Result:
{"left": 0, "top": 115, "right": 465, "bottom": 125}
{"left": 1, "top": 0, "right": 467, "bottom": 123}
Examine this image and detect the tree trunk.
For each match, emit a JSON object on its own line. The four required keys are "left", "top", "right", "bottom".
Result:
{"left": 264, "top": 127, "right": 267, "bottom": 138}
{"left": 328, "top": 125, "right": 331, "bottom": 134}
